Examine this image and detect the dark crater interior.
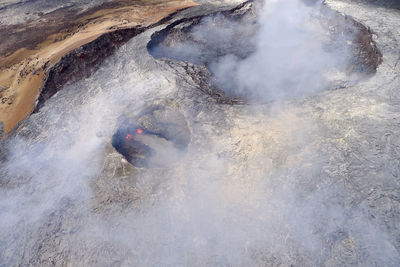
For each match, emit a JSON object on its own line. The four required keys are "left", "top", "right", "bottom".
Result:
{"left": 112, "top": 105, "right": 191, "bottom": 168}
{"left": 147, "top": 1, "right": 382, "bottom": 104}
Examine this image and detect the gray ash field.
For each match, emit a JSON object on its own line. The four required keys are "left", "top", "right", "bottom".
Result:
{"left": 0, "top": 0, "right": 112, "bottom": 25}
{"left": 1, "top": 0, "right": 400, "bottom": 266}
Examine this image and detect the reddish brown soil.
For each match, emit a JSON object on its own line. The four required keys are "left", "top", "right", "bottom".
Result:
{"left": 0, "top": 0, "right": 197, "bottom": 138}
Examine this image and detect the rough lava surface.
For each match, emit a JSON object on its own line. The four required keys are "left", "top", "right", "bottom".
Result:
{"left": 1, "top": 0, "right": 400, "bottom": 266}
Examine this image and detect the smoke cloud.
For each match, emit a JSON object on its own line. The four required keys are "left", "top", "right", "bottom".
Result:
{"left": 1, "top": 0, "right": 399, "bottom": 266}
{"left": 211, "top": 0, "right": 351, "bottom": 101}
{"left": 150, "top": 0, "right": 354, "bottom": 102}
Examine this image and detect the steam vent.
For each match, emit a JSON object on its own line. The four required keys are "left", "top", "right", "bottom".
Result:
{"left": 112, "top": 105, "right": 190, "bottom": 167}
{"left": 1, "top": 0, "right": 400, "bottom": 266}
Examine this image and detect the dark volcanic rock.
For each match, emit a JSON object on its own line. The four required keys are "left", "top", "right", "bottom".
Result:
{"left": 33, "top": 27, "right": 146, "bottom": 113}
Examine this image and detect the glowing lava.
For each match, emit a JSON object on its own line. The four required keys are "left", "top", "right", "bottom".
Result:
{"left": 137, "top": 128, "right": 143, "bottom": 135}
{"left": 126, "top": 134, "right": 133, "bottom": 140}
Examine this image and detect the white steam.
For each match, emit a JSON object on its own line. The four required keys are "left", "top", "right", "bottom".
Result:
{"left": 210, "top": 0, "right": 350, "bottom": 101}
{"left": 0, "top": 0, "right": 399, "bottom": 266}
{"left": 151, "top": 0, "right": 353, "bottom": 102}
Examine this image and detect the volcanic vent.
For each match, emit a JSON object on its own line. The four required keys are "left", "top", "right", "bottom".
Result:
{"left": 112, "top": 105, "right": 191, "bottom": 168}
{"left": 148, "top": 1, "right": 382, "bottom": 103}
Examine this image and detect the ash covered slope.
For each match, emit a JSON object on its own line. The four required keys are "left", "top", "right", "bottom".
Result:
{"left": 352, "top": 0, "right": 400, "bottom": 9}
{"left": 0, "top": 0, "right": 113, "bottom": 25}
{"left": 1, "top": 0, "right": 400, "bottom": 266}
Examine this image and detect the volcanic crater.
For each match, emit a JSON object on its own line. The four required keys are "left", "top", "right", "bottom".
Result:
{"left": 112, "top": 105, "right": 191, "bottom": 168}
{"left": 147, "top": 0, "right": 382, "bottom": 104}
